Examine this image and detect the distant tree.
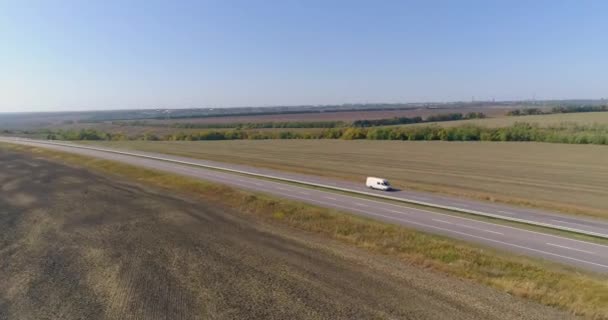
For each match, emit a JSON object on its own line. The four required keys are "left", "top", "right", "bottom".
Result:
{"left": 341, "top": 128, "right": 367, "bottom": 140}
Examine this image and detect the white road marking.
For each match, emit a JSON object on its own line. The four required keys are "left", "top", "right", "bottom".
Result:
{"left": 414, "top": 197, "right": 430, "bottom": 201}
{"left": 387, "top": 209, "right": 409, "bottom": 214}
{"left": 276, "top": 192, "right": 608, "bottom": 270}
{"left": 298, "top": 191, "right": 310, "bottom": 195}
{"left": 198, "top": 170, "right": 586, "bottom": 243}
{"left": 355, "top": 203, "right": 368, "bottom": 207}
{"left": 324, "top": 196, "right": 337, "bottom": 200}
{"left": 432, "top": 219, "right": 504, "bottom": 235}
{"left": 433, "top": 219, "right": 454, "bottom": 224}
{"left": 276, "top": 186, "right": 289, "bottom": 191}
{"left": 551, "top": 219, "right": 594, "bottom": 229}
{"left": 546, "top": 243, "right": 595, "bottom": 255}
{"left": 498, "top": 210, "right": 515, "bottom": 215}
{"left": 329, "top": 193, "right": 608, "bottom": 249}
{"left": 417, "top": 223, "right": 608, "bottom": 270}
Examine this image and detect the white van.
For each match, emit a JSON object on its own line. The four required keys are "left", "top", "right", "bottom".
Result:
{"left": 366, "top": 177, "right": 392, "bottom": 191}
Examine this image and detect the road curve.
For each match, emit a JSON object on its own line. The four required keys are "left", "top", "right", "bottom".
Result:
{"left": 3, "top": 137, "right": 608, "bottom": 273}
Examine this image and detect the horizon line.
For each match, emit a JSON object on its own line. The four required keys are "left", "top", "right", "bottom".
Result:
{"left": 1, "top": 98, "right": 606, "bottom": 115}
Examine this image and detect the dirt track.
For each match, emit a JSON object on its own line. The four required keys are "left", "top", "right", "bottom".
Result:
{"left": 0, "top": 150, "right": 576, "bottom": 320}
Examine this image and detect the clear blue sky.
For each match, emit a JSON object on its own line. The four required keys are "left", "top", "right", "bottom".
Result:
{"left": 1, "top": 0, "right": 606, "bottom": 112}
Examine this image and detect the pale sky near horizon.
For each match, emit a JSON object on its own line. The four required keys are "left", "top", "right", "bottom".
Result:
{"left": 1, "top": 0, "right": 607, "bottom": 112}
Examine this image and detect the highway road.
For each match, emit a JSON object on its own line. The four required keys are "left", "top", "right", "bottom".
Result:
{"left": 23, "top": 139, "right": 608, "bottom": 238}
{"left": 3, "top": 137, "right": 608, "bottom": 273}
{"left": 109, "top": 147, "right": 608, "bottom": 238}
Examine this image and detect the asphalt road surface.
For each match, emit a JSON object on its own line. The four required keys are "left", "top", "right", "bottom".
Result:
{"left": 3, "top": 137, "right": 608, "bottom": 273}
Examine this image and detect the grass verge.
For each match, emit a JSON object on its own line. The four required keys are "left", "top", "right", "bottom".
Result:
{"left": 2, "top": 142, "right": 608, "bottom": 318}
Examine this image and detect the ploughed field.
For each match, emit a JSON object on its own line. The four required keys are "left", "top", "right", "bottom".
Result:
{"left": 132, "top": 106, "right": 512, "bottom": 125}
{"left": 0, "top": 149, "right": 575, "bottom": 320}
{"left": 83, "top": 140, "right": 608, "bottom": 218}
{"left": 0, "top": 106, "right": 513, "bottom": 137}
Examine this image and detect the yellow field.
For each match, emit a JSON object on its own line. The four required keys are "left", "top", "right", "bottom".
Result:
{"left": 404, "top": 111, "right": 608, "bottom": 128}
{"left": 81, "top": 140, "right": 608, "bottom": 218}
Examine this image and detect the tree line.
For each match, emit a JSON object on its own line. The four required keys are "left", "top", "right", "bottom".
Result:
{"left": 507, "top": 105, "right": 608, "bottom": 116}
{"left": 43, "top": 122, "right": 608, "bottom": 145}
{"left": 113, "top": 120, "right": 346, "bottom": 129}
{"left": 113, "top": 112, "right": 487, "bottom": 130}
{"left": 551, "top": 105, "right": 608, "bottom": 113}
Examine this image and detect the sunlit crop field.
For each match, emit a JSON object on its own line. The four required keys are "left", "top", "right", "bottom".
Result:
{"left": 402, "top": 111, "right": 608, "bottom": 128}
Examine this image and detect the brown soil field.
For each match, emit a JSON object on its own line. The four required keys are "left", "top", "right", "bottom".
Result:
{"left": 15, "top": 107, "right": 513, "bottom": 138}
{"left": 36, "top": 122, "right": 329, "bottom": 137}
{"left": 0, "top": 149, "right": 576, "bottom": 320}
{"left": 83, "top": 140, "right": 608, "bottom": 218}
{"left": 0, "top": 106, "right": 514, "bottom": 133}
{"left": 139, "top": 106, "right": 513, "bottom": 125}
{"left": 53, "top": 122, "right": 219, "bottom": 135}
